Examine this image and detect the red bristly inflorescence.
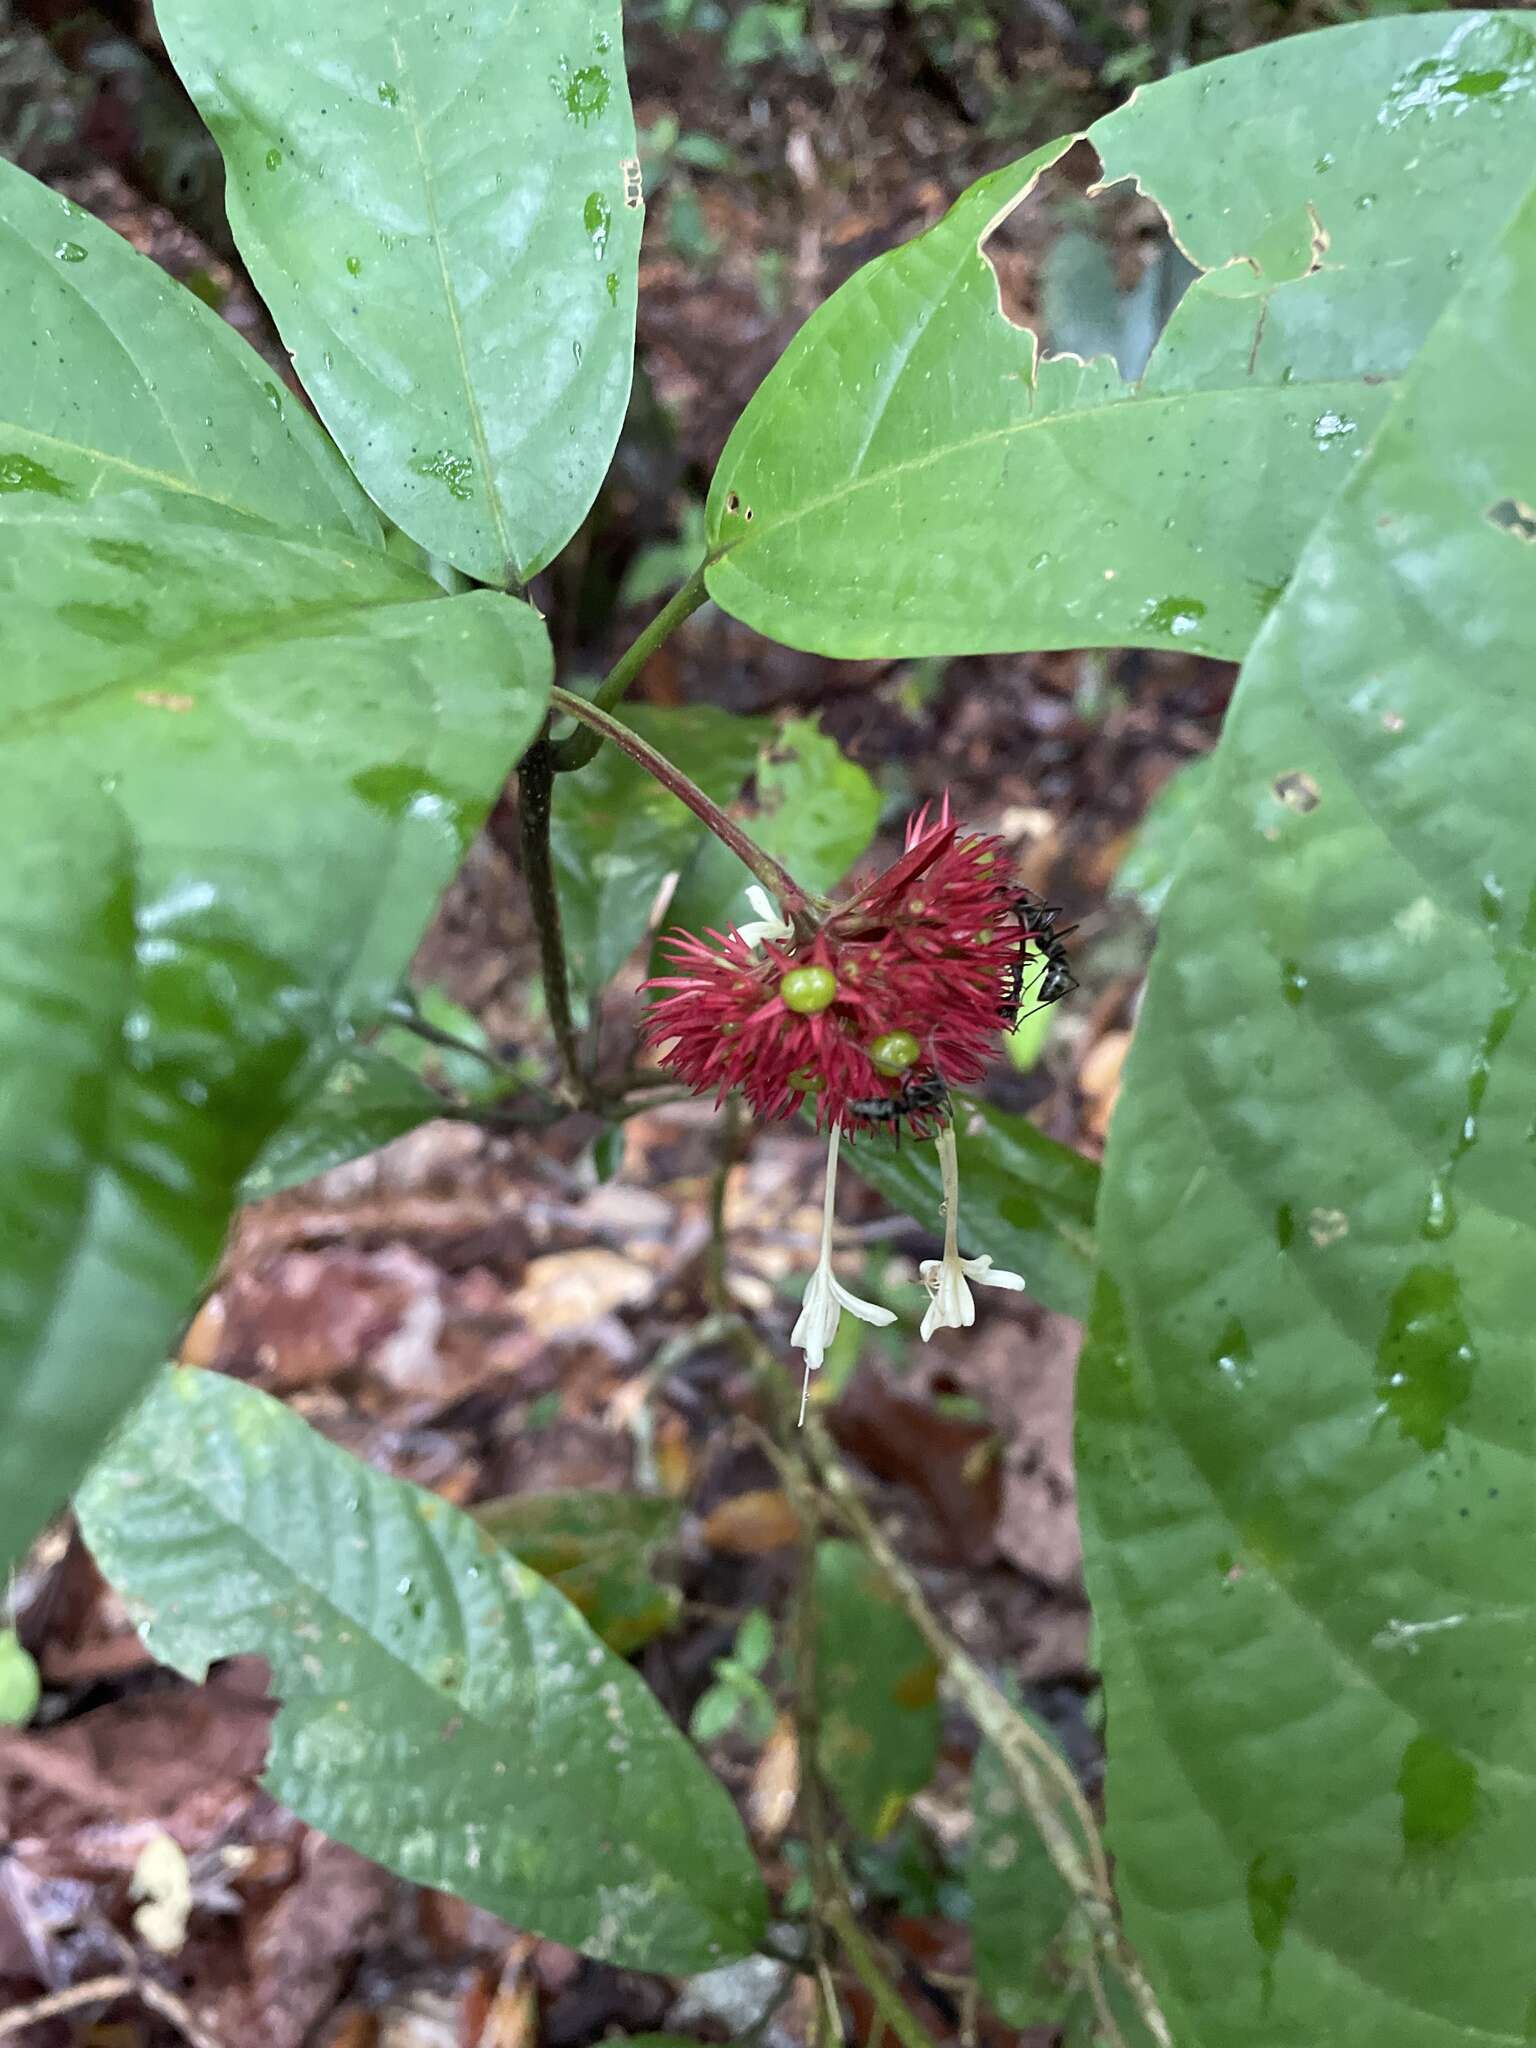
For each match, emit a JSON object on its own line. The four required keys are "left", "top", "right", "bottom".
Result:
{"left": 643, "top": 796, "right": 1033, "bottom": 1136}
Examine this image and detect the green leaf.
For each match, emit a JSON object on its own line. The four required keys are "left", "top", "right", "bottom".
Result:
{"left": 690, "top": 1684, "right": 741, "bottom": 1745}
{"left": 0, "top": 500, "right": 549, "bottom": 1575}
{"left": 970, "top": 1710, "right": 1079, "bottom": 2028}
{"left": 1109, "top": 755, "right": 1215, "bottom": 918}
{"left": 815, "top": 1539, "right": 939, "bottom": 1839}
{"left": 552, "top": 704, "right": 767, "bottom": 1000}
{"left": 241, "top": 1048, "right": 450, "bottom": 1202}
{"left": 0, "top": 1631, "right": 41, "bottom": 1726}
{"left": 1077, "top": 174, "right": 1536, "bottom": 2044}
{"left": 474, "top": 1490, "right": 684, "bottom": 1655}
{"left": 734, "top": 1608, "right": 775, "bottom": 1678}
{"left": 704, "top": 13, "right": 1536, "bottom": 658}
{"left": 841, "top": 1096, "right": 1099, "bottom": 1321}
{"left": 0, "top": 156, "right": 376, "bottom": 540}
{"left": 156, "top": 0, "right": 643, "bottom": 586}
{"left": 77, "top": 1369, "right": 768, "bottom": 1970}
{"left": 664, "top": 716, "right": 881, "bottom": 947}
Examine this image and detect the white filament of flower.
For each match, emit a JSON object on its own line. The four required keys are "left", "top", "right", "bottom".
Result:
{"left": 791, "top": 1126, "right": 895, "bottom": 1422}
{"left": 735, "top": 884, "right": 794, "bottom": 951}
{"left": 919, "top": 1123, "right": 1027, "bottom": 1339}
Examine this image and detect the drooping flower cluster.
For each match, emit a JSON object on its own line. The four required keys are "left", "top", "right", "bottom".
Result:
{"left": 644, "top": 798, "right": 1025, "bottom": 1136}
{"left": 644, "top": 796, "right": 1069, "bottom": 1414}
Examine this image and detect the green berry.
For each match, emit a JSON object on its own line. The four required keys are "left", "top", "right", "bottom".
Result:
{"left": 787, "top": 1067, "right": 823, "bottom": 1092}
{"left": 869, "top": 1030, "right": 921, "bottom": 1076}
{"left": 779, "top": 965, "right": 837, "bottom": 1014}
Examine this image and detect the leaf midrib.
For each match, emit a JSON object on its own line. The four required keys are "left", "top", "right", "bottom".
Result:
{"left": 387, "top": 18, "right": 514, "bottom": 584}
{"left": 711, "top": 373, "right": 1380, "bottom": 573}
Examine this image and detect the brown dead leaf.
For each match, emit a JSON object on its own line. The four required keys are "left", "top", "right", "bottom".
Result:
{"left": 514, "top": 1249, "right": 652, "bottom": 1333}
{"left": 653, "top": 1411, "right": 695, "bottom": 1498}
{"left": 747, "top": 1714, "right": 799, "bottom": 1844}
{"left": 244, "top": 1835, "right": 394, "bottom": 2048}
{"left": 1079, "top": 1028, "right": 1131, "bottom": 1142}
{"left": 830, "top": 1365, "right": 1002, "bottom": 1566}
{"left": 217, "top": 1248, "right": 442, "bottom": 1391}
{"left": 699, "top": 1488, "right": 802, "bottom": 1555}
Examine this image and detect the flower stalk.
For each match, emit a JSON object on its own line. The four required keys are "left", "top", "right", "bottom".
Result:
{"left": 547, "top": 686, "right": 816, "bottom": 920}
{"left": 919, "top": 1124, "right": 1027, "bottom": 1339}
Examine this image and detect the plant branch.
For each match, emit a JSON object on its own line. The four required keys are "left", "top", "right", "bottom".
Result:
{"left": 383, "top": 996, "right": 507, "bottom": 1076}
{"left": 516, "top": 737, "right": 595, "bottom": 1108}
{"left": 799, "top": 1414, "right": 1173, "bottom": 2048}
{"left": 546, "top": 687, "right": 819, "bottom": 920}
{"left": 822, "top": 1896, "right": 945, "bottom": 2048}
{"left": 0, "top": 1976, "right": 224, "bottom": 2048}
{"left": 784, "top": 1429, "right": 942, "bottom": 2048}
{"left": 549, "top": 563, "right": 712, "bottom": 773}
{"left": 723, "top": 1312, "right": 1169, "bottom": 2046}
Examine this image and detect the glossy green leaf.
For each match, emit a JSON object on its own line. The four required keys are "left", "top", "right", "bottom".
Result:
{"left": 244, "top": 992, "right": 530, "bottom": 1201}
{"left": 705, "top": 13, "right": 1536, "bottom": 658}
{"left": 156, "top": 0, "right": 642, "bottom": 586}
{"left": 970, "top": 1709, "right": 1079, "bottom": 2028}
{"left": 240, "top": 1048, "right": 450, "bottom": 1202}
{"left": 842, "top": 1096, "right": 1099, "bottom": 1322}
{"left": 553, "top": 704, "right": 767, "bottom": 1000}
{"left": 77, "top": 1369, "right": 768, "bottom": 1969}
{"left": 815, "top": 1539, "right": 939, "bottom": 1838}
{"left": 665, "top": 716, "right": 881, "bottom": 947}
{"left": 0, "top": 156, "right": 376, "bottom": 540}
{"left": 1110, "top": 755, "right": 1216, "bottom": 918}
{"left": 474, "top": 1490, "right": 683, "bottom": 1655}
{"left": 0, "top": 498, "right": 549, "bottom": 1574}
{"left": 1077, "top": 176, "right": 1536, "bottom": 2046}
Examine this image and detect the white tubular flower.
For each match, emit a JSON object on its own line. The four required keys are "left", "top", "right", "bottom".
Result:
{"left": 918, "top": 1124, "right": 1026, "bottom": 1341}
{"left": 735, "top": 884, "right": 795, "bottom": 951}
{"left": 792, "top": 1128, "right": 896, "bottom": 1421}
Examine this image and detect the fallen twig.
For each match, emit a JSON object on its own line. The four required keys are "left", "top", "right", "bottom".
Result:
{"left": 0, "top": 1973, "right": 225, "bottom": 2048}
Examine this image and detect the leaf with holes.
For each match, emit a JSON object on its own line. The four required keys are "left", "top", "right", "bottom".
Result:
{"left": 156, "top": 0, "right": 643, "bottom": 585}
{"left": 705, "top": 13, "right": 1536, "bottom": 659}
{"left": 1077, "top": 172, "right": 1536, "bottom": 2046}
{"left": 841, "top": 1096, "right": 1099, "bottom": 1322}
{"left": 77, "top": 1369, "right": 768, "bottom": 1969}
{"left": 0, "top": 490, "right": 549, "bottom": 1576}
{"left": 815, "top": 1539, "right": 940, "bottom": 1838}
{"left": 0, "top": 156, "right": 376, "bottom": 539}
{"left": 552, "top": 704, "right": 768, "bottom": 1001}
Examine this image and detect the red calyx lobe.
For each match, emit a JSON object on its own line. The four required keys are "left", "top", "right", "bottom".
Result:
{"left": 643, "top": 801, "right": 1025, "bottom": 1136}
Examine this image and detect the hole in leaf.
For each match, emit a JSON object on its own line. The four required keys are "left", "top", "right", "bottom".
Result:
{"left": 1272, "top": 770, "right": 1321, "bottom": 813}
{"left": 980, "top": 140, "right": 1198, "bottom": 381}
{"left": 1488, "top": 497, "right": 1536, "bottom": 542}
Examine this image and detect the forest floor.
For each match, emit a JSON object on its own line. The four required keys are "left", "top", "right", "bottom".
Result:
{"left": 0, "top": 2, "right": 1254, "bottom": 2042}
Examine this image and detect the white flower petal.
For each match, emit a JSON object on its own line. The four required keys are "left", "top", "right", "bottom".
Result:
{"left": 735, "top": 884, "right": 794, "bottom": 951}
{"left": 828, "top": 1273, "right": 897, "bottom": 1328}
{"left": 791, "top": 1265, "right": 840, "bottom": 1371}
{"left": 964, "top": 1254, "right": 1028, "bottom": 1293}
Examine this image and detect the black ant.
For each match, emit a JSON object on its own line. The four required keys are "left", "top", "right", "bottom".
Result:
{"left": 1001, "top": 890, "right": 1078, "bottom": 1026}
{"left": 846, "top": 1072, "right": 951, "bottom": 1142}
